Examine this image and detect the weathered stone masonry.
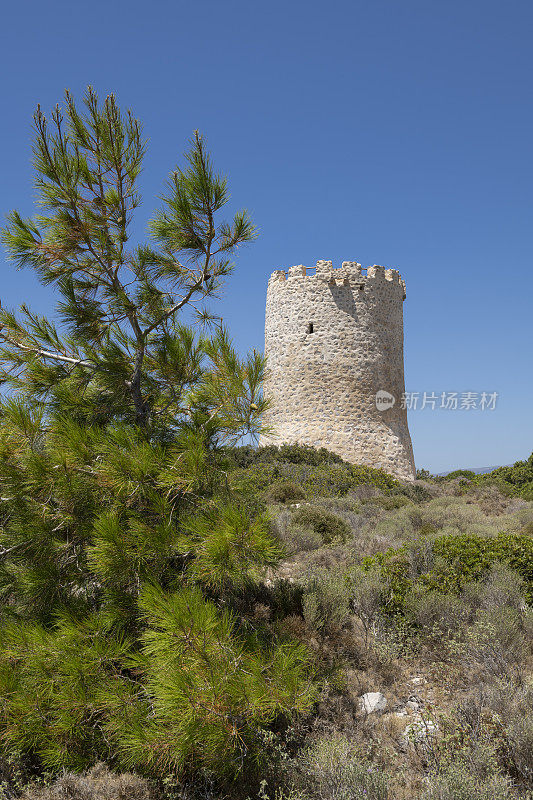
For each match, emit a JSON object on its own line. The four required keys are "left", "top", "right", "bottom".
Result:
{"left": 260, "top": 260, "right": 416, "bottom": 481}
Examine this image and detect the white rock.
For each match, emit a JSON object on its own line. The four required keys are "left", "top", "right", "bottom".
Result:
{"left": 404, "top": 718, "right": 438, "bottom": 743}
{"left": 359, "top": 692, "right": 387, "bottom": 714}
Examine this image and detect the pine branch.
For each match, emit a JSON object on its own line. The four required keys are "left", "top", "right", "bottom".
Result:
{"left": 0, "top": 332, "right": 92, "bottom": 368}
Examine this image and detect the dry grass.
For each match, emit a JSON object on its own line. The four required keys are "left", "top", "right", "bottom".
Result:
{"left": 21, "top": 765, "right": 158, "bottom": 800}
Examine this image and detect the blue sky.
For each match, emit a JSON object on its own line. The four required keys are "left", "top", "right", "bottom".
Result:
{"left": 1, "top": 0, "right": 531, "bottom": 473}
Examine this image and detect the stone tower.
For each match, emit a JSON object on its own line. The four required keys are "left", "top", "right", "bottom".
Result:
{"left": 260, "top": 260, "right": 416, "bottom": 481}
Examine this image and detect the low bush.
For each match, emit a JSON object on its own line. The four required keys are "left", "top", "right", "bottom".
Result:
{"left": 349, "top": 565, "right": 386, "bottom": 647}
{"left": 223, "top": 443, "right": 344, "bottom": 468}
{"left": 269, "top": 510, "right": 322, "bottom": 554}
{"left": 265, "top": 480, "right": 306, "bottom": 504}
{"left": 505, "top": 712, "right": 533, "bottom": 786}
{"left": 460, "top": 680, "right": 533, "bottom": 786}
{"left": 428, "top": 532, "right": 533, "bottom": 597}
{"left": 463, "top": 563, "right": 528, "bottom": 613}
{"left": 270, "top": 444, "right": 344, "bottom": 465}
{"left": 299, "top": 463, "right": 361, "bottom": 497}
{"left": 268, "top": 579, "right": 305, "bottom": 619}
{"left": 291, "top": 505, "right": 351, "bottom": 545}
{"left": 228, "top": 446, "right": 399, "bottom": 501}
{"left": 361, "top": 495, "right": 504, "bottom": 559}
{"left": 287, "top": 525, "right": 323, "bottom": 553}
{"left": 289, "top": 734, "right": 390, "bottom": 800}
{"left": 424, "top": 760, "right": 519, "bottom": 800}
{"left": 461, "top": 606, "right": 530, "bottom": 681}
{"left": 478, "top": 453, "right": 533, "bottom": 500}
{"left": 442, "top": 469, "right": 477, "bottom": 482}
{"left": 366, "top": 530, "right": 533, "bottom": 613}
{"left": 348, "top": 465, "right": 398, "bottom": 492}
{"left": 351, "top": 483, "right": 382, "bottom": 501}
{"left": 303, "top": 568, "right": 352, "bottom": 633}
{"left": 391, "top": 480, "right": 434, "bottom": 503}
{"left": 230, "top": 463, "right": 281, "bottom": 495}
{"left": 405, "top": 589, "right": 466, "bottom": 635}
{"left": 363, "top": 494, "right": 412, "bottom": 510}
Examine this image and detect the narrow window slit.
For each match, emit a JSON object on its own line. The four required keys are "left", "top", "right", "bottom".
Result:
{"left": 307, "top": 322, "right": 314, "bottom": 334}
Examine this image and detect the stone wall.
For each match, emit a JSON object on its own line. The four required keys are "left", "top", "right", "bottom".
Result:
{"left": 260, "top": 260, "right": 416, "bottom": 481}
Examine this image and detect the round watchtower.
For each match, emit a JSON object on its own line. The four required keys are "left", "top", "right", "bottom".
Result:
{"left": 260, "top": 260, "right": 416, "bottom": 481}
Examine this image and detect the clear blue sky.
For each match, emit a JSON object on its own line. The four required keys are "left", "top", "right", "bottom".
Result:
{"left": 1, "top": 0, "right": 531, "bottom": 473}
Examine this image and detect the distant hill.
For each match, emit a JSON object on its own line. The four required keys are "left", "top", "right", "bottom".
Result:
{"left": 437, "top": 465, "right": 506, "bottom": 476}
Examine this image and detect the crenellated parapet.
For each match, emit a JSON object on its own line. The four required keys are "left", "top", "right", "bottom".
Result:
{"left": 268, "top": 260, "right": 406, "bottom": 297}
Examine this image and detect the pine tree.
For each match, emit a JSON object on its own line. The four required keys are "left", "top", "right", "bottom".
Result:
{"left": 0, "top": 86, "right": 263, "bottom": 434}
{"left": 0, "top": 89, "right": 315, "bottom": 782}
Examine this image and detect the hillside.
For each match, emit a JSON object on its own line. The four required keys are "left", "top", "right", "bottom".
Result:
{"left": 8, "top": 446, "right": 532, "bottom": 800}
{"left": 229, "top": 447, "right": 533, "bottom": 799}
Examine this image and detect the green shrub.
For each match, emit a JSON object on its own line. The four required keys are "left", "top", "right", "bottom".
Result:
{"left": 443, "top": 469, "right": 477, "bottom": 481}
{"left": 291, "top": 505, "right": 351, "bottom": 545}
{"left": 463, "top": 563, "right": 528, "bottom": 613}
{"left": 416, "top": 468, "right": 435, "bottom": 480}
{"left": 362, "top": 550, "right": 411, "bottom": 613}
{"left": 270, "top": 444, "right": 344, "bottom": 465}
{"left": 364, "top": 494, "right": 412, "bottom": 510}
{"left": 228, "top": 449, "right": 399, "bottom": 501}
{"left": 286, "top": 524, "right": 323, "bottom": 553}
{"left": 303, "top": 568, "right": 352, "bottom": 632}
{"left": 391, "top": 481, "right": 434, "bottom": 503}
{"left": 365, "top": 531, "right": 533, "bottom": 613}
{"left": 265, "top": 480, "right": 306, "bottom": 504}
{"left": 461, "top": 606, "right": 530, "bottom": 680}
{"left": 300, "top": 463, "right": 359, "bottom": 497}
{"left": 230, "top": 463, "right": 281, "bottom": 495}
{"left": 348, "top": 464, "right": 398, "bottom": 492}
{"left": 290, "top": 734, "right": 390, "bottom": 800}
{"left": 428, "top": 532, "right": 533, "bottom": 597}
{"left": 223, "top": 443, "right": 344, "bottom": 468}
{"left": 405, "top": 589, "right": 466, "bottom": 634}
{"left": 220, "top": 444, "right": 260, "bottom": 469}
{"left": 424, "top": 761, "right": 518, "bottom": 800}
{"left": 478, "top": 452, "right": 533, "bottom": 500}
{"left": 348, "top": 564, "right": 387, "bottom": 648}
{"left": 520, "top": 483, "right": 533, "bottom": 501}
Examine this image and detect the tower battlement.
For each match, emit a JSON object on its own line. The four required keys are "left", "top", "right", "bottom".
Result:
{"left": 268, "top": 260, "right": 406, "bottom": 298}
{"left": 261, "top": 257, "right": 415, "bottom": 480}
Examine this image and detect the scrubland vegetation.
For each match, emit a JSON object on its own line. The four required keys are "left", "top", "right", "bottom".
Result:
{"left": 224, "top": 445, "right": 533, "bottom": 800}
{"left": 2, "top": 443, "right": 532, "bottom": 800}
